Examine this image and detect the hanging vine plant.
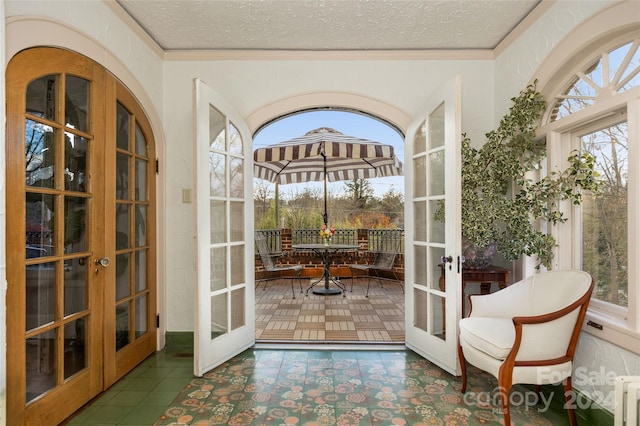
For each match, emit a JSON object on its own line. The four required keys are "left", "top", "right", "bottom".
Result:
{"left": 457, "top": 81, "right": 601, "bottom": 268}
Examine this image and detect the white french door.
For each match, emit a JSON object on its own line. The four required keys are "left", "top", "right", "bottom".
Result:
{"left": 193, "top": 78, "right": 255, "bottom": 376}
{"left": 404, "top": 76, "right": 462, "bottom": 375}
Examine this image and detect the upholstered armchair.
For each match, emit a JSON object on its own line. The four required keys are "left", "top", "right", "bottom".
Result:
{"left": 458, "top": 270, "right": 594, "bottom": 426}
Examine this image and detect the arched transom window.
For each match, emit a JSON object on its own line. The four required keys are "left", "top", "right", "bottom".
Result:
{"left": 549, "top": 39, "right": 639, "bottom": 121}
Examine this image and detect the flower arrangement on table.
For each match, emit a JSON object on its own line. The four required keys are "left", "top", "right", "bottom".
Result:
{"left": 319, "top": 225, "right": 336, "bottom": 245}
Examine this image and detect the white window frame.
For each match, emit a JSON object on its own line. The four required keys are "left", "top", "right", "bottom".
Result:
{"left": 540, "top": 82, "right": 640, "bottom": 355}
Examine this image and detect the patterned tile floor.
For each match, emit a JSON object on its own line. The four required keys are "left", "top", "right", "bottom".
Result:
{"left": 64, "top": 279, "right": 610, "bottom": 425}
{"left": 67, "top": 347, "right": 578, "bottom": 425}
{"left": 256, "top": 278, "right": 405, "bottom": 343}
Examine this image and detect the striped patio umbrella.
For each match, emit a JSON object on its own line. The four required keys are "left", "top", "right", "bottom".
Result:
{"left": 254, "top": 127, "right": 403, "bottom": 225}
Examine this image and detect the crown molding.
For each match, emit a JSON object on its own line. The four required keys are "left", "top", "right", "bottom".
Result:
{"left": 162, "top": 49, "right": 494, "bottom": 61}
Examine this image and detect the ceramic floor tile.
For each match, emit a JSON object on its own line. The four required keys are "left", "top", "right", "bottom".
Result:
{"left": 256, "top": 279, "right": 405, "bottom": 343}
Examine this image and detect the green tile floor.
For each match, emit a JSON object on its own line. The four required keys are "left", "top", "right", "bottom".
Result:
{"left": 63, "top": 346, "right": 613, "bottom": 425}
{"left": 64, "top": 348, "right": 194, "bottom": 425}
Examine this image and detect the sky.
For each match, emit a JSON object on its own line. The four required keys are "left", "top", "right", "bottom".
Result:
{"left": 252, "top": 110, "right": 405, "bottom": 198}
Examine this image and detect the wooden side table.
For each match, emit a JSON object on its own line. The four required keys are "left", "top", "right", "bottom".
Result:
{"left": 462, "top": 265, "right": 510, "bottom": 316}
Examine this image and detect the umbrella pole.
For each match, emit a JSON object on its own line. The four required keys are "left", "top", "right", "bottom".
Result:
{"left": 323, "top": 155, "right": 328, "bottom": 225}
{"left": 275, "top": 182, "right": 279, "bottom": 228}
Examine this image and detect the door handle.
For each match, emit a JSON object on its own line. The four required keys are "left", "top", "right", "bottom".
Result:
{"left": 95, "top": 257, "right": 110, "bottom": 267}
{"left": 441, "top": 255, "right": 453, "bottom": 271}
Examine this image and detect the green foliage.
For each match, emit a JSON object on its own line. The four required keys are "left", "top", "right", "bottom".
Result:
{"left": 461, "top": 82, "right": 600, "bottom": 268}
{"left": 253, "top": 182, "right": 405, "bottom": 231}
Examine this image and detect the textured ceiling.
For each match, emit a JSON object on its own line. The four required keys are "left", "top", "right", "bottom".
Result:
{"left": 115, "top": 0, "right": 542, "bottom": 51}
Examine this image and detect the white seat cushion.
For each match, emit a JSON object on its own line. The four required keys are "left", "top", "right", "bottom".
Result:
{"left": 459, "top": 317, "right": 514, "bottom": 360}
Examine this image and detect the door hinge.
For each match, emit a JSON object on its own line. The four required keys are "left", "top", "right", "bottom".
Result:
{"left": 156, "top": 314, "right": 160, "bottom": 328}
{"left": 156, "top": 158, "right": 159, "bottom": 174}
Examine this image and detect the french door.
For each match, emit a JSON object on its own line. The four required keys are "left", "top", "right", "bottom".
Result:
{"left": 404, "top": 76, "right": 462, "bottom": 375}
{"left": 193, "top": 79, "right": 255, "bottom": 376}
{"left": 6, "top": 47, "right": 157, "bottom": 424}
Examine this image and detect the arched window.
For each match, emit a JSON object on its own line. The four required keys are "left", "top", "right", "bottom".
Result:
{"left": 540, "top": 33, "right": 639, "bottom": 352}
{"left": 548, "top": 39, "right": 639, "bottom": 121}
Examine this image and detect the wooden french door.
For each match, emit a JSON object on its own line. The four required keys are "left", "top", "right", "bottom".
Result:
{"left": 6, "top": 47, "right": 156, "bottom": 425}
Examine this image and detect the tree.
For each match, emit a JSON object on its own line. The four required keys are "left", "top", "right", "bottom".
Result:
{"left": 343, "top": 179, "right": 373, "bottom": 209}
{"left": 376, "top": 187, "right": 404, "bottom": 226}
{"left": 284, "top": 187, "right": 323, "bottom": 229}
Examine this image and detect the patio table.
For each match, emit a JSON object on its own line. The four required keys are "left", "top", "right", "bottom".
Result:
{"left": 293, "top": 243, "right": 358, "bottom": 296}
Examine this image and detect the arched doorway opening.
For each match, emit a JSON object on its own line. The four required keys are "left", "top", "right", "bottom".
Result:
{"left": 252, "top": 108, "right": 406, "bottom": 344}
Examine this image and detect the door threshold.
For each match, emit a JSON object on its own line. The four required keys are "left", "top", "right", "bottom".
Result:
{"left": 254, "top": 340, "right": 406, "bottom": 351}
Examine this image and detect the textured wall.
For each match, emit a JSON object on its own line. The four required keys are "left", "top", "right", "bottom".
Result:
{"left": 494, "top": 0, "right": 613, "bottom": 119}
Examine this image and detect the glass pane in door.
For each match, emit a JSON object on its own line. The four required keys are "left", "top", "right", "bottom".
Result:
{"left": 26, "top": 329, "right": 56, "bottom": 402}
{"left": 413, "top": 289, "right": 427, "bottom": 332}
{"left": 64, "top": 258, "right": 87, "bottom": 316}
{"left": 64, "top": 318, "right": 87, "bottom": 379}
{"left": 64, "top": 135, "right": 88, "bottom": 192}
{"left": 116, "top": 103, "right": 130, "bottom": 150}
{"left": 210, "top": 247, "right": 226, "bottom": 292}
{"left": 25, "top": 120, "right": 56, "bottom": 188}
{"left": 65, "top": 76, "right": 89, "bottom": 133}
{"left": 25, "top": 262, "right": 56, "bottom": 331}
{"left": 135, "top": 295, "right": 147, "bottom": 338}
{"left": 116, "top": 303, "right": 130, "bottom": 350}
{"left": 26, "top": 75, "right": 57, "bottom": 121}
{"left": 64, "top": 196, "right": 87, "bottom": 253}
{"left": 430, "top": 294, "right": 446, "bottom": 340}
{"left": 211, "top": 293, "right": 228, "bottom": 339}
{"left": 113, "top": 100, "right": 152, "bottom": 352}
{"left": 231, "top": 288, "right": 245, "bottom": 331}
{"left": 135, "top": 251, "right": 147, "bottom": 292}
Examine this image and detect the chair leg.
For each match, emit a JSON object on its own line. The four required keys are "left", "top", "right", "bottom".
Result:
{"left": 290, "top": 278, "right": 295, "bottom": 299}
{"left": 496, "top": 377, "right": 512, "bottom": 426}
{"left": 365, "top": 276, "right": 372, "bottom": 297}
{"left": 564, "top": 377, "right": 578, "bottom": 426}
{"left": 457, "top": 340, "right": 468, "bottom": 392}
{"left": 497, "top": 385, "right": 511, "bottom": 426}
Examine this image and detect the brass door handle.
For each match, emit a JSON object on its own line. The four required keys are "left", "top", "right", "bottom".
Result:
{"left": 95, "top": 257, "right": 110, "bottom": 267}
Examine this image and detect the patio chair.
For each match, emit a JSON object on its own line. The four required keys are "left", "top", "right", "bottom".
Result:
{"left": 458, "top": 269, "right": 594, "bottom": 426}
{"left": 349, "top": 235, "right": 402, "bottom": 297}
{"left": 255, "top": 233, "right": 304, "bottom": 298}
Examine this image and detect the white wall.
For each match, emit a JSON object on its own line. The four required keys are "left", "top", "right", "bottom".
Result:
{"left": 162, "top": 58, "right": 495, "bottom": 330}
{"left": 494, "top": 0, "right": 614, "bottom": 118}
